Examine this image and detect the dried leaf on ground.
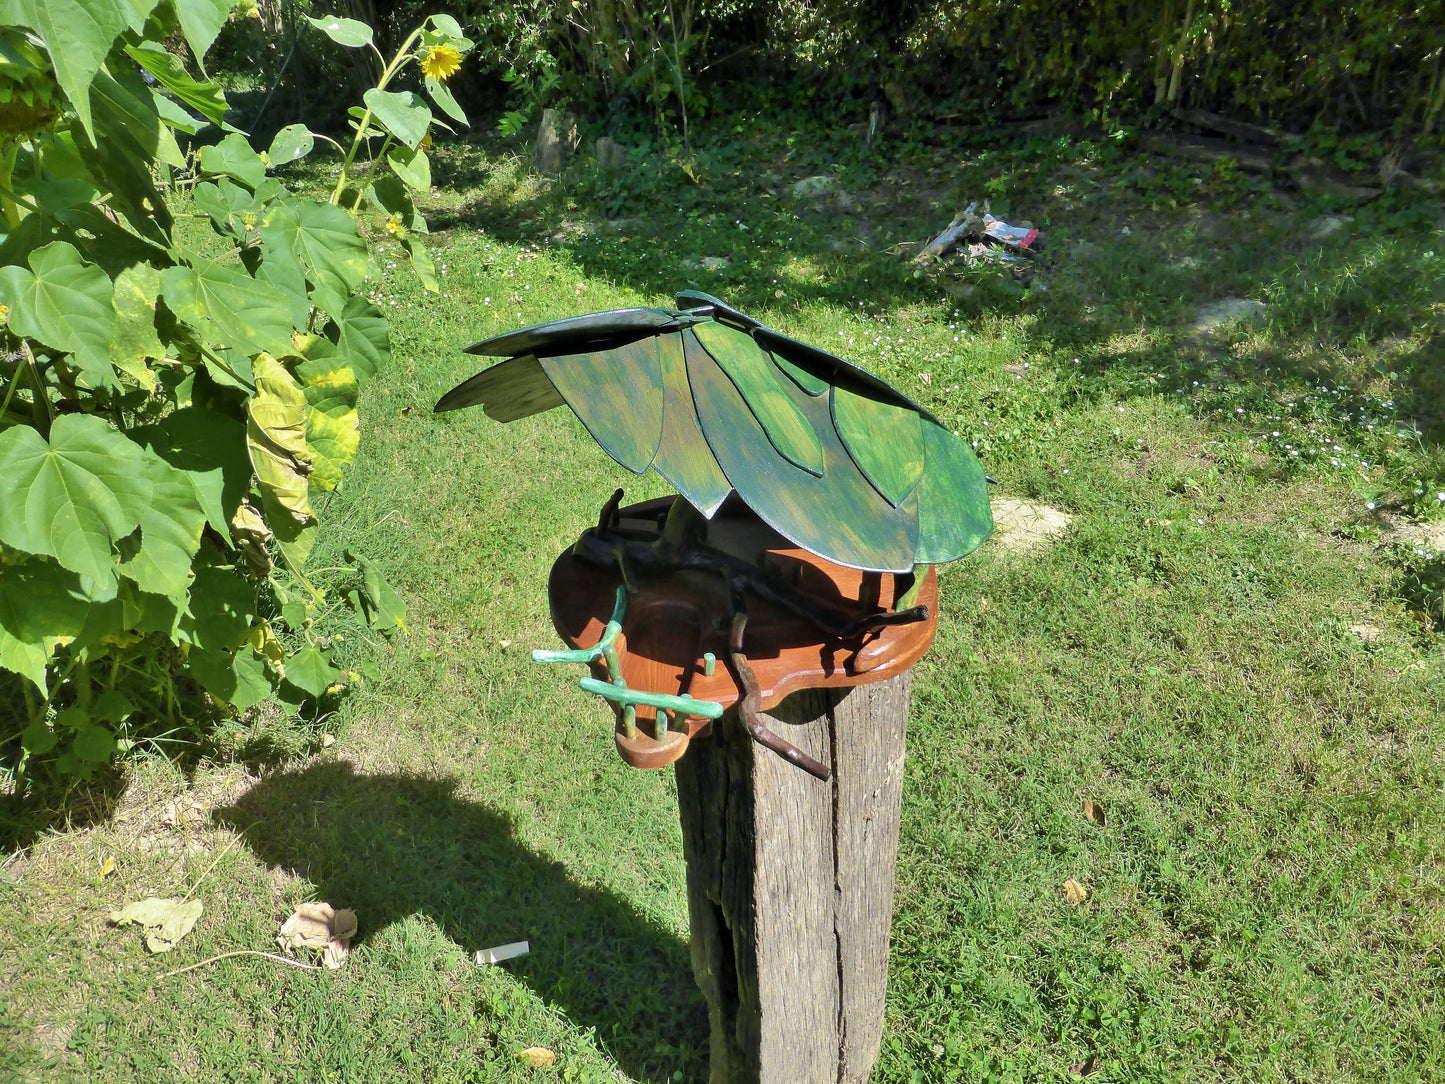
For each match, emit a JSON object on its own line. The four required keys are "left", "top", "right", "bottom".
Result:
{"left": 516, "top": 1047, "right": 556, "bottom": 1067}
{"left": 1071, "top": 1052, "right": 1098, "bottom": 1076}
{"left": 277, "top": 901, "right": 357, "bottom": 969}
{"left": 1082, "top": 798, "right": 1106, "bottom": 827}
{"left": 110, "top": 897, "right": 204, "bottom": 953}
{"left": 1063, "top": 878, "right": 1089, "bottom": 905}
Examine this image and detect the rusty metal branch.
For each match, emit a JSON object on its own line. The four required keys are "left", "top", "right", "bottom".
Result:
{"left": 727, "top": 588, "right": 832, "bottom": 782}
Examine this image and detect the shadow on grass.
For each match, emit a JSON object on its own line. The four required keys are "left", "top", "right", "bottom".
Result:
{"left": 215, "top": 760, "right": 705, "bottom": 1084}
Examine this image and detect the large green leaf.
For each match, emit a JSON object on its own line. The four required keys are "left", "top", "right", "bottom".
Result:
{"left": 199, "top": 132, "right": 266, "bottom": 190}
{"left": 0, "top": 557, "right": 93, "bottom": 693}
{"left": 80, "top": 63, "right": 174, "bottom": 242}
{"left": 335, "top": 295, "right": 389, "bottom": 387}
{"left": 386, "top": 144, "right": 430, "bottom": 190}
{"left": 0, "top": 240, "right": 116, "bottom": 387}
{"left": 171, "top": 0, "right": 231, "bottom": 72}
{"left": 110, "top": 262, "right": 163, "bottom": 391}
{"left": 246, "top": 353, "right": 316, "bottom": 574}
{"left": 124, "top": 40, "right": 227, "bottom": 122}
{"left": 261, "top": 198, "right": 368, "bottom": 316}
{"left": 161, "top": 254, "right": 295, "bottom": 360}
{"left": 177, "top": 559, "right": 256, "bottom": 651}
{"left": 0, "top": 415, "right": 149, "bottom": 589}
{"left": 283, "top": 645, "right": 341, "bottom": 699}
{"left": 185, "top": 643, "right": 272, "bottom": 710}
{"left": 0, "top": 0, "right": 156, "bottom": 136}
{"left": 363, "top": 88, "right": 431, "bottom": 149}
{"left": 117, "top": 454, "right": 207, "bottom": 599}
{"left": 307, "top": 14, "right": 372, "bottom": 47}
{"left": 131, "top": 407, "right": 250, "bottom": 544}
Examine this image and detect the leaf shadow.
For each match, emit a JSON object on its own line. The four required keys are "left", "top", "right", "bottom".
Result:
{"left": 213, "top": 759, "right": 706, "bottom": 1083}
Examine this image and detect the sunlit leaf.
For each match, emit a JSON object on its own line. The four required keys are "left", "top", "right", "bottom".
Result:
{"left": 161, "top": 254, "right": 294, "bottom": 359}
{"left": 386, "top": 144, "right": 430, "bottom": 189}
{"left": 246, "top": 353, "right": 316, "bottom": 574}
{"left": 0, "top": 415, "right": 150, "bottom": 588}
{"left": 109, "top": 262, "right": 163, "bottom": 390}
{"left": 344, "top": 548, "right": 407, "bottom": 633}
{"left": 363, "top": 87, "right": 431, "bottom": 149}
{"left": 307, "top": 14, "right": 372, "bottom": 47}
{"left": 284, "top": 645, "right": 341, "bottom": 699}
{"left": 267, "top": 123, "right": 314, "bottom": 167}
{"left": 200, "top": 132, "right": 266, "bottom": 189}
{"left": 124, "top": 40, "right": 227, "bottom": 122}
{"left": 424, "top": 75, "right": 467, "bottom": 124}
{"left": 0, "top": 240, "right": 116, "bottom": 387}
{"left": 171, "top": 0, "right": 231, "bottom": 72}
{"left": 296, "top": 351, "right": 359, "bottom": 491}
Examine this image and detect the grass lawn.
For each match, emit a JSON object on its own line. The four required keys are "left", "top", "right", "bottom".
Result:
{"left": 3, "top": 116, "right": 1443, "bottom": 1083}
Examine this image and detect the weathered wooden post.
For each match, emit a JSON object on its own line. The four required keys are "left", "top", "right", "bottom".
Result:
{"left": 434, "top": 291, "right": 992, "bottom": 1083}
{"left": 675, "top": 678, "right": 912, "bottom": 1083}
{"left": 540, "top": 497, "right": 936, "bottom": 1084}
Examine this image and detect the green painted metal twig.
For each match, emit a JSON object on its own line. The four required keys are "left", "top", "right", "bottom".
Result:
{"left": 532, "top": 585, "right": 725, "bottom": 739}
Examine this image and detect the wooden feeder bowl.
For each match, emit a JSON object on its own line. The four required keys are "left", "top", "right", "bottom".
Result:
{"left": 545, "top": 496, "right": 938, "bottom": 770}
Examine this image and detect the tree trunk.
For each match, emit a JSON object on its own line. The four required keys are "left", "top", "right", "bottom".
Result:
{"left": 674, "top": 673, "right": 911, "bottom": 1084}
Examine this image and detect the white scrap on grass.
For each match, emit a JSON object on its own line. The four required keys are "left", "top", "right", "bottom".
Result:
{"left": 476, "top": 940, "right": 530, "bottom": 965}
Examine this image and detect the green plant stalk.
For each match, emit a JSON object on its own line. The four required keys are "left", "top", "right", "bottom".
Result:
{"left": 351, "top": 134, "right": 394, "bottom": 214}
{"left": 0, "top": 141, "right": 21, "bottom": 231}
{"left": 329, "top": 27, "right": 426, "bottom": 207}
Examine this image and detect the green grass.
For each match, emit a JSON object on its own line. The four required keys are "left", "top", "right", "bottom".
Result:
{"left": 3, "top": 119, "right": 1444, "bottom": 1082}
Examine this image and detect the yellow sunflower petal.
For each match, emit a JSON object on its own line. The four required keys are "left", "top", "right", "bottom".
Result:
{"left": 420, "top": 44, "right": 462, "bottom": 81}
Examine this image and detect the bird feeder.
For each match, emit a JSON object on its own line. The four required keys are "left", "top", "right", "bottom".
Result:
{"left": 437, "top": 293, "right": 992, "bottom": 1083}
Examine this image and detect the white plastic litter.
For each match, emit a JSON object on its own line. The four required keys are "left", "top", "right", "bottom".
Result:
{"left": 476, "top": 940, "right": 530, "bottom": 965}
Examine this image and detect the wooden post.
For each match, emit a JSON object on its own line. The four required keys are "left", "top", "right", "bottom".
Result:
{"left": 675, "top": 673, "right": 911, "bottom": 1084}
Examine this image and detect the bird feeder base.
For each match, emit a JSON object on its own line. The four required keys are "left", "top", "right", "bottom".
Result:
{"left": 544, "top": 496, "right": 938, "bottom": 771}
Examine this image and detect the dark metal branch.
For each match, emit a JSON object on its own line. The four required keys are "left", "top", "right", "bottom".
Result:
{"left": 727, "top": 585, "right": 832, "bottom": 782}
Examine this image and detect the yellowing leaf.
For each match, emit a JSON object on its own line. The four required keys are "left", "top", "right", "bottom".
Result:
{"left": 516, "top": 1047, "right": 556, "bottom": 1067}
{"left": 246, "top": 354, "right": 317, "bottom": 574}
{"left": 1082, "top": 798, "right": 1106, "bottom": 827}
{"left": 1063, "top": 878, "right": 1089, "bottom": 905}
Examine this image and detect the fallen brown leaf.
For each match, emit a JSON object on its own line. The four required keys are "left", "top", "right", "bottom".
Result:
{"left": 516, "top": 1046, "right": 556, "bottom": 1067}
{"left": 278, "top": 902, "right": 358, "bottom": 970}
{"left": 1063, "top": 878, "right": 1089, "bottom": 905}
{"left": 1082, "top": 798, "right": 1106, "bottom": 827}
{"left": 1071, "top": 1052, "right": 1098, "bottom": 1076}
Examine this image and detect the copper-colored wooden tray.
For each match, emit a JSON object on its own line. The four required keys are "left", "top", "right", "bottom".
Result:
{"left": 546, "top": 497, "right": 938, "bottom": 769}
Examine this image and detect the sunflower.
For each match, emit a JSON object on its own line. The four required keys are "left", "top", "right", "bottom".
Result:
{"left": 420, "top": 43, "right": 463, "bottom": 81}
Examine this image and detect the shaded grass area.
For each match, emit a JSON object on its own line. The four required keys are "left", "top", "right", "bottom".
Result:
{"left": 3, "top": 116, "right": 1443, "bottom": 1082}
